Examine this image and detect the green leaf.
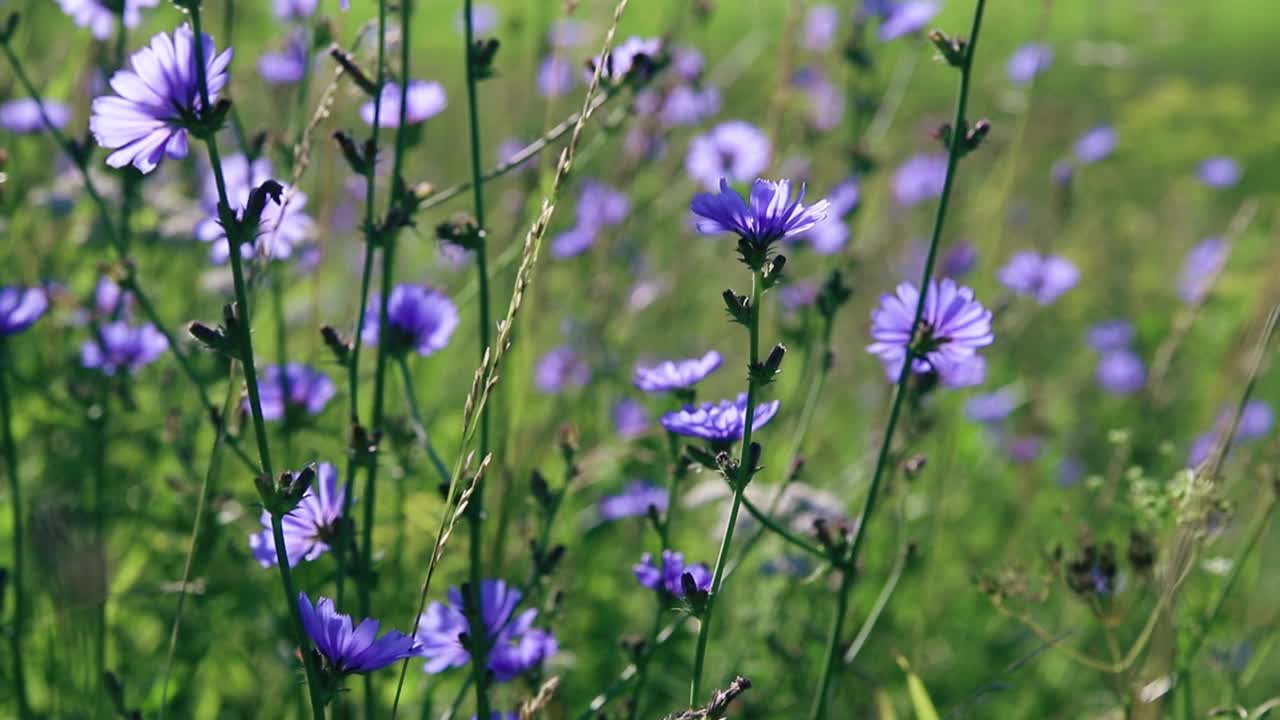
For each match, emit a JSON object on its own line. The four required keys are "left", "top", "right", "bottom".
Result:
{"left": 896, "top": 654, "right": 940, "bottom": 720}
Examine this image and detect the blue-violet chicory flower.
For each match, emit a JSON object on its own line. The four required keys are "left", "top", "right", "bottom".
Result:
{"left": 1178, "top": 237, "right": 1228, "bottom": 305}
{"left": 1006, "top": 43, "right": 1053, "bottom": 84}
{"left": 1198, "top": 156, "right": 1241, "bottom": 189}
{"left": 0, "top": 287, "right": 49, "bottom": 336}
{"left": 876, "top": 1, "right": 939, "bottom": 41}
{"left": 997, "top": 251, "right": 1079, "bottom": 305}
{"left": 258, "top": 31, "right": 309, "bottom": 85}
{"left": 415, "top": 580, "right": 557, "bottom": 682}
{"left": 58, "top": 0, "right": 159, "bottom": 40}
{"left": 803, "top": 5, "right": 840, "bottom": 51}
{"left": 661, "top": 392, "right": 781, "bottom": 442}
{"left": 1086, "top": 320, "right": 1135, "bottom": 352}
{"left": 867, "top": 278, "right": 994, "bottom": 382}
{"left": 0, "top": 99, "right": 71, "bottom": 134}
{"left": 254, "top": 364, "right": 337, "bottom": 422}
{"left": 634, "top": 550, "right": 712, "bottom": 598}
{"left": 90, "top": 26, "right": 233, "bottom": 174}
{"left": 362, "top": 284, "right": 460, "bottom": 357}
{"left": 966, "top": 387, "right": 1018, "bottom": 424}
{"left": 249, "top": 462, "right": 347, "bottom": 567}
{"left": 613, "top": 399, "right": 650, "bottom": 439}
{"left": 298, "top": 592, "right": 420, "bottom": 675}
{"left": 534, "top": 346, "right": 592, "bottom": 393}
{"left": 633, "top": 350, "right": 722, "bottom": 393}
{"left": 80, "top": 321, "right": 167, "bottom": 374}
{"left": 1095, "top": 350, "right": 1145, "bottom": 395}
{"left": 1073, "top": 125, "right": 1116, "bottom": 164}
{"left": 599, "top": 480, "right": 669, "bottom": 522}
{"left": 361, "top": 81, "right": 447, "bottom": 127}
{"left": 691, "top": 178, "right": 830, "bottom": 251}
{"left": 685, "top": 121, "right": 771, "bottom": 190}
{"left": 892, "top": 154, "right": 948, "bottom": 208}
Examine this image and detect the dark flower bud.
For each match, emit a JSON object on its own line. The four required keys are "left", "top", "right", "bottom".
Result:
{"left": 928, "top": 30, "right": 967, "bottom": 68}
{"left": 333, "top": 130, "right": 370, "bottom": 176}
{"left": 0, "top": 12, "right": 18, "bottom": 45}
{"left": 328, "top": 45, "right": 378, "bottom": 97}
{"left": 541, "top": 544, "right": 566, "bottom": 575}
{"left": 764, "top": 343, "right": 786, "bottom": 376}
{"left": 103, "top": 671, "right": 130, "bottom": 715}
{"left": 222, "top": 302, "right": 242, "bottom": 337}
{"left": 684, "top": 444, "right": 720, "bottom": 471}
{"left": 242, "top": 179, "right": 284, "bottom": 231}
{"left": 722, "top": 289, "right": 751, "bottom": 326}
{"left": 198, "top": 98, "right": 233, "bottom": 136}
{"left": 469, "top": 38, "right": 501, "bottom": 80}
{"left": 745, "top": 442, "right": 763, "bottom": 482}
{"left": 187, "top": 321, "right": 238, "bottom": 360}
{"left": 349, "top": 422, "right": 377, "bottom": 460}
{"left": 817, "top": 269, "right": 853, "bottom": 319}
{"left": 530, "top": 470, "right": 553, "bottom": 510}
{"left": 681, "top": 574, "right": 710, "bottom": 616}
{"left": 645, "top": 502, "right": 664, "bottom": 535}
{"left": 320, "top": 325, "right": 350, "bottom": 367}
{"left": 436, "top": 214, "right": 485, "bottom": 251}
{"left": 762, "top": 254, "right": 787, "bottom": 289}
{"left": 280, "top": 464, "right": 316, "bottom": 508}
{"left": 1127, "top": 529, "right": 1155, "bottom": 574}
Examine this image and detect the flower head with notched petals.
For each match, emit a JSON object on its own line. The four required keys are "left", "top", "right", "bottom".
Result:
{"left": 634, "top": 350, "right": 722, "bottom": 393}
{"left": 691, "top": 179, "right": 830, "bottom": 254}
{"left": 634, "top": 550, "right": 712, "bottom": 598}
{"left": 661, "top": 392, "right": 781, "bottom": 442}
{"left": 80, "top": 321, "right": 168, "bottom": 375}
{"left": 249, "top": 462, "right": 347, "bottom": 567}
{"left": 90, "top": 26, "right": 233, "bottom": 174}
{"left": 361, "top": 81, "right": 447, "bottom": 127}
{"left": 195, "top": 155, "right": 315, "bottom": 264}
{"left": 362, "top": 284, "right": 460, "bottom": 357}
{"left": 867, "top": 278, "right": 994, "bottom": 382}
{"left": 415, "top": 580, "right": 557, "bottom": 683}
{"left": 997, "top": 251, "right": 1079, "bottom": 305}
{"left": 254, "top": 364, "right": 337, "bottom": 422}
{"left": 298, "top": 593, "right": 419, "bottom": 675}
{"left": 0, "top": 287, "right": 49, "bottom": 336}
{"left": 58, "top": 0, "right": 159, "bottom": 41}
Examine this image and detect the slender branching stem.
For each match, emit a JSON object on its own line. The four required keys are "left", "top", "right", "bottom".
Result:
{"left": 0, "top": 339, "right": 31, "bottom": 718}
{"left": 810, "top": 2, "right": 987, "bottom": 717}
{"left": 187, "top": 6, "right": 323, "bottom": 718}
{"left": 396, "top": 356, "right": 455, "bottom": 486}
{"left": 460, "top": 0, "right": 495, "bottom": 716}
{"left": 690, "top": 267, "right": 764, "bottom": 706}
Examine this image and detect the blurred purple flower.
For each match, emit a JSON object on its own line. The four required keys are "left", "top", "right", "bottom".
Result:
{"left": 634, "top": 350, "right": 722, "bottom": 393}
{"left": 661, "top": 85, "right": 721, "bottom": 127}
{"left": 273, "top": 0, "right": 317, "bottom": 20}
{"left": 940, "top": 355, "right": 987, "bottom": 388}
{"left": 599, "top": 480, "right": 667, "bottom": 521}
{"left": 1073, "top": 125, "right": 1116, "bottom": 164}
{"left": 671, "top": 46, "right": 706, "bottom": 81}
{"left": 548, "top": 19, "right": 584, "bottom": 49}
{"left": 298, "top": 593, "right": 419, "bottom": 675}
{"left": 613, "top": 399, "right": 650, "bottom": 439}
{"left": 877, "top": 1, "right": 939, "bottom": 41}
{"left": 997, "top": 251, "right": 1079, "bottom": 305}
{"left": 588, "top": 36, "right": 663, "bottom": 84}
{"left": 361, "top": 81, "right": 447, "bottom": 127}
{"left": 550, "top": 226, "right": 598, "bottom": 259}
{"left": 1095, "top": 350, "right": 1145, "bottom": 395}
{"left": 634, "top": 550, "right": 712, "bottom": 597}
{"left": 660, "top": 392, "right": 781, "bottom": 442}
{"left": 893, "top": 154, "right": 948, "bottom": 208}
{"left": 255, "top": 364, "right": 337, "bottom": 422}
{"left": 803, "top": 5, "right": 840, "bottom": 50}
{"left": 455, "top": 4, "right": 499, "bottom": 36}
{"left": 90, "top": 26, "right": 233, "bottom": 174}
{"left": 1198, "top": 156, "right": 1241, "bottom": 188}
{"left": 867, "top": 278, "right": 994, "bottom": 382}
{"left": 1178, "top": 237, "right": 1228, "bottom": 304}
{"left": 940, "top": 241, "right": 978, "bottom": 277}
{"left": 416, "top": 580, "right": 557, "bottom": 682}
{"left": 1057, "top": 457, "right": 1084, "bottom": 487}
{"left": 537, "top": 55, "right": 576, "bottom": 98}
{"left": 779, "top": 280, "right": 820, "bottom": 310}
{"left": 249, "top": 463, "right": 347, "bottom": 567}
{"left": 0, "top": 287, "right": 49, "bottom": 336}
{"left": 576, "top": 180, "right": 630, "bottom": 228}
{"left": 966, "top": 387, "right": 1017, "bottom": 423}
{"left": 195, "top": 155, "right": 314, "bottom": 263}
{"left": 1190, "top": 400, "right": 1276, "bottom": 466}
{"left": 792, "top": 68, "right": 843, "bottom": 132}
{"left": 0, "top": 99, "right": 71, "bottom": 134}
{"left": 93, "top": 277, "right": 132, "bottom": 319}
{"left": 58, "top": 0, "right": 159, "bottom": 40}
{"left": 1051, "top": 160, "right": 1074, "bottom": 185}
{"left": 81, "top": 321, "right": 167, "bottom": 375}
{"left": 535, "top": 346, "right": 591, "bottom": 393}
{"left": 1087, "top": 320, "right": 1134, "bottom": 351}
{"left": 258, "top": 32, "right": 309, "bottom": 85}
{"left": 1007, "top": 43, "right": 1053, "bottom": 84}
{"left": 362, "top": 284, "right": 460, "bottom": 357}
{"left": 1005, "top": 436, "right": 1043, "bottom": 464}
{"left": 691, "top": 179, "right": 830, "bottom": 249}
{"left": 685, "top": 121, "right": 771, "bottom": 190}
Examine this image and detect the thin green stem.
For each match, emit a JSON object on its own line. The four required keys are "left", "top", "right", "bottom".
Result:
{"left": 626, "top": 603, "right": 667, "bottom": 720}
{"left": 739, "top": 496, "right": 828, "bottom": 559}
{"left": 690, "top": 268, "right": 764, "bottom": 706}
{"left": 461, "top": 0, "right": 494, "bottom": 716}
{"left": 90, "top": 385, "right": 109, "bottom": 718}
{"left": 810, "top": 3, "right": 987, "bottom": 717}
{"left": 0, "top": 340, "right": 32, "bottom": 718}
{"left": 396, "top": 356, "right": 456, "bottom": 487}
{"left": 158, "top": 370, "right": 237, "bottom": 720}
{"left": 188, "top": 6, "right": 323, "bottom": 718}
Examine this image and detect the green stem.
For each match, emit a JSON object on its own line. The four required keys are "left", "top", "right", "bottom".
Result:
{"left": 690, "top": 267, "right": 764, "bottom": 707}
{"left": 809, "top": 3, "right": 987, "bottom": 717}
{"left": 739, "top": 496, "right": 827, "bottom": 559}
{"left": 0, "top": 340, "right": 32, "bottom": 718}
{"left": 187, "top": 7, "right": 323, "bottom": 718}
{"left": 396, "top": 356, "right": 458, "bottom": 487}
{"left": 626, "top": 603, "right": 667, "bottom": 720}
{"left": 461, "top": 0, "right": 494, "bottom": 717}
{"left": 91, "top": 386, "right": 109, "bottom": 717}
